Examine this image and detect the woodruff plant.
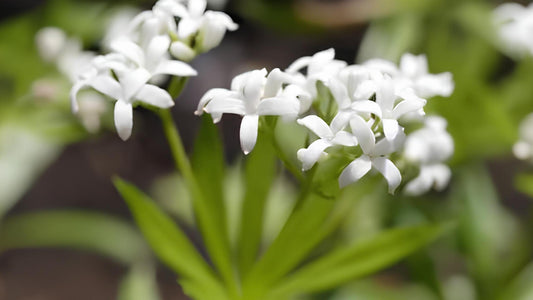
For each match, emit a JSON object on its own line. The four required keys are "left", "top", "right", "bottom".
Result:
{"left": 65, "top": 0, "right": 455, "bottom": 299}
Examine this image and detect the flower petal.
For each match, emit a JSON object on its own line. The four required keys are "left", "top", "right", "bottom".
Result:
{"left": 382, "top": 118, "right": 400, "bottom": 140}
{"left": 392, "top": 98, "right": 426, "bottom": 119}
{"left": 332, "top": 131, "right": 358, "bottom": 147}
{"left": 196, "top": 88, "right": 233, "bottom": 115}
{"left": 153, "top": 60, "right": 197, "bottom": 77}
{"left": 205, "top": 96, "right": 246, "bottom": 116}
{"left": 170, "top": 41, "right": 196, "bottom": 61}
{"left": 372, "top": 157, "right": 401, "bottom": 194}
{"left": 286, "top": 56, "right": 312, "bottom": 74}
{"left": 135, "top": 84, "right": 174, "bottom": 108}
{"left": 263, "top": 68, "right": 291, "bottom": 98}
{"left": 240, "top": 114, "right": 259, "bottom": 155}
{"left": 297, "top": 139, "right": 333, "bottom": 171}
{"left": 119, "top": 68, "right": 151, "bottom": 100}
{"left": 256, "top": 97, "right": 299, "bottom": 117}
{"left": 89, "top": 75, "right": 122, "bottom": 100}
{"left": 339, "top": 155, "right": 372, "bottom": 188}
{"left": 328, "top": 78, "right": 350, "bottom": 109}
{"left": 349, "top": 115, "right": 375, "bottom": 154}
{"left": 146, "top": 35, "right": 171, "bottom": 67}
{"left": 114, "top": 100, "right": 133, "bottom": 141}
{"left": 110, "top": 37, "right": 144, "bottom": 66}
{"left": 297, "top": 115, "right": 333, "bottom": 139}
{"left": 351, "top": 100, "right": 382, "bottom": 118}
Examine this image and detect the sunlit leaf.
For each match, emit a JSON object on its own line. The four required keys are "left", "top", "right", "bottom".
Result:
{"left": 269, "top": 222, "right": 454, "bottom": 298}
{"left": 113, "top": 177, "right": 228, "bottom": 300}
{"left": 0, "top": 210, "right": 148, "bottom": 265}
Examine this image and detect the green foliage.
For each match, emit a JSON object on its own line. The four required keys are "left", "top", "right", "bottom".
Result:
{"left": 114, "top": 177, "right": 229, "bottom": 300}
{"left": 269, "top": 222, "right": 454, "bottom": 298}
{"left": 118, "top": 264, "right": 161, "bottom": 300}
{"left": 0, "top": 210, "right": 148, "bottom": 265}
{"left": 237, "top": 129, "right": 277, "bottom": 276}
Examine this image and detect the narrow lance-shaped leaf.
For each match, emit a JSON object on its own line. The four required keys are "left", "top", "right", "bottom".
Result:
{"left": 269, "top": 222, "right": 455, "bottom": 298}
{"left": 158, "top": 109, "right": 237, "bottom": 297}
{"left": 237, "top": 129, "right": 277, "bottom": 277}
{"left": 0, "top": 210, "right": 148, "bottom": 265}
{"left": 113, "top": 177, "right": 229, "bottom": 300}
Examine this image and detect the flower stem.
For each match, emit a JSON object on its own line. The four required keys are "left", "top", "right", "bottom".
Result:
{"left": 158, "top": 109, "right": 239, "bottom": 299}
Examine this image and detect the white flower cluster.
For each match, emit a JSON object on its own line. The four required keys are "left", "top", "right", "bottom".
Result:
{"left": 197, "top": 49, "right": 454, "bottom": 195}
{"left": 35, "top": 27, "right": 107, "bottom": 133}
{"left": 494, "top": 2, "right": 533, "bottom": 57}
{"left": 69, "top": 0, "right": 237, "bottom": 140}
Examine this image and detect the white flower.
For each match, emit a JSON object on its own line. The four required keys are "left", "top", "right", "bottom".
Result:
{"left": 35, "top": 27, "right": 95, "bottom": 82}
{"left": 404, "top": 164, "right": 451, "bottom": 196}
{"left": 296, "top": 115, "right": 358, "bottom": 171}
{"left": 513, "top": 113, "right": 533, "bottom": 160}
{"left": 110, "top": 35, "right": 197, "bottom": 80}
{"left": 76, "top": 91, "right": 109, "bottom": 133}
{"left": 71, "top": 55, "right": 177, "bottom": 140}
{"left": 196, "top": 68, "right": 300, "bottom": 154}
{"left": 374, "top": 77, "right": 427, "bottom": 141}
{"left": 494, "top": 2, "right": 533, "bottom": 57}
{"left": 404, "top": 116, "right": 454, "bottom": 164}
{"left": 364, "top": 54, "right": 454, "bottom": 99}
{"left": 35, "top": 27, "right": 68, "bottom": 63}
{"left": 339, "top": 115, "right": 405, "bottom": 193}
{"left": 398, "top": 53, "right": 454, "bottom": 98}
{"left": 286, "top": 48, "right": 347, "bottom": 99}
{"left": 403, "top": 116, "right": 454, "bottom": 195}
{"left": 160, "top": 0, "right": 238, "bottom": 53}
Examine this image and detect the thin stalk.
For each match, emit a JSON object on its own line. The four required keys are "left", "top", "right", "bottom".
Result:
{"left": 158, "top": 109, "right": 239, "bottom": 298}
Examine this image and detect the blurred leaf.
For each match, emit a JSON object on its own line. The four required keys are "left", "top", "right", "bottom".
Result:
{"left": 0, "top": 210, "right": 148, "bottom": 265}
{"left": 358, "top": 13, "right": 424, "bottom": 63}
{"left": 0, "top": 126, "right": 62, "bottom": 217}
{"left": 237, "top": 129, "right": 277, "bottom": 277}
{"left": 118, "top": 264, "right": 161, "bottom": 300}
{"left": 113, "top": 177, "right": 228, "bottom": 300}
{"left": 515, "top": 172, "right": 533, "bottom": 198}
{"left": 331, "top": 279, "right": 438, "bottom": 300}
{"left": 242, "top": 192, "right": 336, "bottom": 298}
{"left": 498, "top": 261, "right": 533, "bottom": 300}
{"left": 269, "top": 222, "right": 454, "bottom": 298}
{"left": 455, "top": 164, "right": 529, "bottom": 299}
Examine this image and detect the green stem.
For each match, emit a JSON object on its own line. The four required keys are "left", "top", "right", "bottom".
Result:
{"left": 158, "top": 109, "right": 239, "bottom": 298}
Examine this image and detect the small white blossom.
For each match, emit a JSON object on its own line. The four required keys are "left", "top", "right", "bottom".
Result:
{"left": 403, "top": 116, "right": 454, "bottom": 195}
{"left": 197, "top": 68, "right": 300, "bottom": 154}
{"left": 286, "top": 48, "right": 347, "bottom": 100}
{"left": 494, "top": 2, "right": 533, "bottom": 57}
{"left": 296, "top": 115, "right": 358, "bottom": 171}
{"left": 338, "top": 115, "right": 405, "bottom": 193}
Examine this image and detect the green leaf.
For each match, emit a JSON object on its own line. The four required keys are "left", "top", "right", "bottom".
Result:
{"left": 237, "top": 130, "right": 277, "bottom": 277}
{"left": 515, "top": 173, "right": 533, "bottom": 198}
{"left": 269, "top": 222, "right": 454, "bottom": 298}
{"left": 455, "top": 164, "right": 529, "bottom": 299}
{"left": 113, "top": 177, "right": 229, "bottom": 300}
{"left": 118, "top": 264, "right": 161, "bottom": 300}
{"left": 242, "top": 192, "right": 336, "bottom": 298}
{"left": 191, "top": 114, "right": 227, "bottom": 231}
{"left": 498, "top": 261, "right": 533, "bottom": 300}
{"left": 0, "top": 210, "right": 148, "bottom": 265}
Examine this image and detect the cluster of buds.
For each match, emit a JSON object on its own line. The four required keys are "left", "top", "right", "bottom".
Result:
{"left": 68, "top": 0, "right": 237, "bottom": 140}
{"left": 197, "top": 49, "right": 455, "bottom": 195}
